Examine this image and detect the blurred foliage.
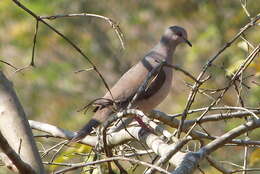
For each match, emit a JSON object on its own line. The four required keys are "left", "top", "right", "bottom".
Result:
{"left": 250, "top": 148, "right": 260, "bottom": 166}
{"left": 0, "top": 0, "right": 260, "bottom": 173}
{"left": 50, "top": 144, "right": 92, "bottom": 171}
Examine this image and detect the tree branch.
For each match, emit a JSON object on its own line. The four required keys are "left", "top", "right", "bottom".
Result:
{"left": 172, "top": 118, "right": 260, "bottom": 174}
{"left": 0, "top": 71, "right": 44, "bottom": 173}
{"left": 0, "top": 132, "right": 36, "bottom": 174}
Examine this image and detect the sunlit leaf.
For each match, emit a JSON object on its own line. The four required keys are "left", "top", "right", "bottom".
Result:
{"left": 50, "top": 144, "right": 92, "bottom": 170}
{"left": 250, "top": 148, "right": 260, "bottom": 166}
{"left": 226, "top": 59, "right": 244, "bottom": 76}
{"left": 237, "top": 41, "right": 249, "bottom": 52}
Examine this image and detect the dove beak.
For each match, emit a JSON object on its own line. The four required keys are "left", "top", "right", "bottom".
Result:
{"left": 183, "top": 37, "right": 192, "bottom": 47}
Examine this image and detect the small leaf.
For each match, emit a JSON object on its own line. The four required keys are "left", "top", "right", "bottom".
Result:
{"left": 237, "top": 41, "right": 249, "bottom": 52}
{"left": 226, "top": 59, "right": 244, "bottom": 76}
{"left": 50, "top": 144, "right": 92, "bottom": 170}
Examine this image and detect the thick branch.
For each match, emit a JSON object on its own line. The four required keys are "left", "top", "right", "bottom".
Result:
{"left": 151, "top": 109, "right": 260, "bottom": 128}
{"left": 0, "top": 132, "right": 36, "bottom": 174}
{"left": 172, "top": 118, "right": 260, "bottom": 174}
{"left": 0, "top": 71, "right": 44, "bottom": 173}
{"left": 30, "top": 119, "right": 188, "bottom": 167}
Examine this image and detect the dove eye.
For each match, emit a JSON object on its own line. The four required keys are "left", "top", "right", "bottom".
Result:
{"left": 176, "top": 32, "right": 183, "bottom": 37}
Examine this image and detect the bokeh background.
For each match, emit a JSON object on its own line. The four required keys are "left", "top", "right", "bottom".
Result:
{"left": 0, "top": 0, "right": 260, "bottom": 173}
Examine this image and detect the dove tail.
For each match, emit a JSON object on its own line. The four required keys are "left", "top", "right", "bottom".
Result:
{"left": 71, "top": 119, "right": 101, "bottom": 142}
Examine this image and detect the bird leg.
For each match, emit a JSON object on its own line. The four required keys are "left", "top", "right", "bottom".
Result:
{"left": 133, "top": 115, "right": 154, "bottom": 133}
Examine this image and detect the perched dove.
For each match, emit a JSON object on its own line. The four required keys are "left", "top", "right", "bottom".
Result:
{"left": 72, "top": 26, "right": 192, "bottom": 142}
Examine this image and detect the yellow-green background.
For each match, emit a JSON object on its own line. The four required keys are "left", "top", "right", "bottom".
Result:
{"left": 0, "top": 0, "right": 260, "bottom": 173}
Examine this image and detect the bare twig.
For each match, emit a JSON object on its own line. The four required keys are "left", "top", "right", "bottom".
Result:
{"left": 172, "top": 118, "right": 260, "bottom": 174}
{"left": 12, "top": 0, "right": 115, "bottom": 101}
{"left": 242, "top": 138, "right": 249, "bottom": 174}
{"left": 206, "top": 156, "right": 231, "bottom": 174}
{"left": 165, "top": 63, "right": 199, "bottom": 83}
{"left": 0, "top": 59, "right": 18, "bottom": 70}
{"left": 15, "top": 20, "right": 39, "bottom": 72}
{"left": 231, "top": 168, "right": 260, "bottom": 173}
{"left": 184, "top": 44, "right": 260, "bottom": 138}
{"left": 74, "top": 67, "right": 94, "bottom": 73}
{"left": 40, "top": 13, "right": 125, "bottom": 50}
{"left": 240, "top": 0, "right": 251, "bottom": 18}
{"left": 50, "top": 141, "right": 68, "bottom": 163}
{"left": 54, "top": 156, "right": 171, "bottom": 174}
{"left": 177, "top": 14, "right": 260, "bottom": 138}
{"left": 163, "top": 106, "right": 260, "bottom": 118}
{"left": 41, "top": 140, "right": 67, "bottom": 159}
{"left": 31, "top": 19, "right": 39, "bottom": 66}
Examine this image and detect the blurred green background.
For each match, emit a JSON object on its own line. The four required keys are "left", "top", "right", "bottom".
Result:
{"left": 0, "top": 0, "right": 260, "bottom": 173}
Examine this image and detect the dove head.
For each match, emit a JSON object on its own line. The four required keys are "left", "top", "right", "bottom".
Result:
{"left": 161, "top": 26, "right": 192, "bottom": 47}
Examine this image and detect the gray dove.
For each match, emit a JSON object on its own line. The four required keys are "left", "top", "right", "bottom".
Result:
{"left": 72, "top": 26, "right": 192, "bottom": 142}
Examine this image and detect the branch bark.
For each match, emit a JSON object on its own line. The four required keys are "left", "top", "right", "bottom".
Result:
{"left": 29, "top": 111, "right": 260, "bottom": 174}
{"left": 0, "top": 71, "right": 44, "bottom": 173}
{"left": 172, "top": 118, "right": 260, "bottom": 174}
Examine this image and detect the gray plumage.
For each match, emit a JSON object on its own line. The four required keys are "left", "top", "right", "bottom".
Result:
{"left": 71, "top": 26, "right": 191, "bottom": 142}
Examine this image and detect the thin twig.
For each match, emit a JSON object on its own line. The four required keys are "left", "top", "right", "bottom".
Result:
{"left": 15, "top": 20, "right": 39, "bottom": 73}
{"left": 177, "top": 14, "right": 260, "bottom": 138}
{"left": 0, "top": 59, "right": 18, "bottom": 70}
{"left": 184, "top": 44, "right": 260, "bottom": 138}
{"left": 50, "top": 141, "right": 68, "bottom": 163}
{"left": 41, "top": 140, "right": 67, "bottom": 159}
{"left": 31, "top": 20, "right": 39, "bottom": 66}
{"left": 165, "top": 63, "right": 199, "bottom": 83}
{"left": 206, "top": 156, "right": 231, "bottom": 174}
{"left": 231, "top": 168, "right": 260, "bottom": 173}
{"left": 11, "top": 0, "right": 115, "bottom": 101}
{"left": 240, "top": 0, "right": 251, "bottom": 18}
{"left": 54, "top": 156, "right": 171, "bottom": 174}
{"left": 40, "top": 13, "right": 125, "bottom": 50}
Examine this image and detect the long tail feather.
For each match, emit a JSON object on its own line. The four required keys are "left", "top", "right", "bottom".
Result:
{"left": 70, "top": 119, "right": 101, "bottom": 142}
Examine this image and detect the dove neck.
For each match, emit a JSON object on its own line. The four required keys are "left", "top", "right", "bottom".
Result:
{"left": 153, "top": 41, "right": 176, "bottom": 64}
